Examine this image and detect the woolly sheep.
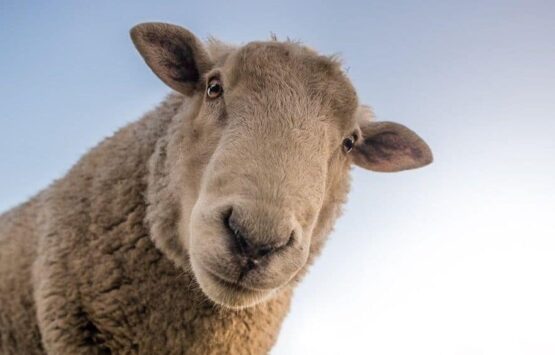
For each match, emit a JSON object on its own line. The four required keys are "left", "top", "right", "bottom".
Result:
{"left": 0, "top": 23, "right": 433, "bottom": 354}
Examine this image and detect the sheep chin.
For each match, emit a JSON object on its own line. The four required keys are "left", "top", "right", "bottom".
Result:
{"left": 190, "top": 257, "right": 277, "bottom": 310}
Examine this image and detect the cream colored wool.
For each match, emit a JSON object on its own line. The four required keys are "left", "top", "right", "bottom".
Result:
{"left": 0, "top": 23, "right": 432, "bottom": 354}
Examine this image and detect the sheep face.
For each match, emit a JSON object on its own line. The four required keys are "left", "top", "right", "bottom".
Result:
{"left": 132, "top": 23, "right": 433, "bottom": 309}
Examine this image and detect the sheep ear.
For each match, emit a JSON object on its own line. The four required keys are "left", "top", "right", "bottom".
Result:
{"left": 352, "top": 106, "right": 433, "bottom": 172}
{"left": 130, "top": 22, "right": 212, "bottom": 96}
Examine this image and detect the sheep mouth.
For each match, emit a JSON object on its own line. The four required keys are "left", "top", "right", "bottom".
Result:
{"left": 204, "top": 267, "right": 275, "bottom": 293}
{"left": 193, "top": 263, "right": 277, "bottom": 309}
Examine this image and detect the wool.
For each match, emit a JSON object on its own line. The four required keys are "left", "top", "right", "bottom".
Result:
{"left": 0, "top": 23, "right": 432, "bottom": 354}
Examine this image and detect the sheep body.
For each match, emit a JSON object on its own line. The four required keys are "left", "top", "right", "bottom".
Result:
{"left": 0, "top": 24, "right": 433, "bottom": 354}
{"left": 0, "top": 95, "right": 292, "bottom": 354}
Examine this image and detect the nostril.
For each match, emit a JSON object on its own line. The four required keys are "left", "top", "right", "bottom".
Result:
{"left": 223, "top": 206, "right": 297, "bottom": 260}
{"left": 236, "top": 233, "right": 249, "bottom": 253}
{"left": 223, "top": 207, "right": 251, "bottom": 254}
{"left": 223, "top": 207, "right": 234, "bottom": 232}
{"left": 284, "top": 229, "right": 296, "bottom": 248}
{"left": 256, "top": 245, "right": 273, "bottom": 258}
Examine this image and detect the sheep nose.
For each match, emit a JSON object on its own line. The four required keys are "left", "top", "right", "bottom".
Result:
{"left": 224, "top": 207, "right": 295, "bottom": 269}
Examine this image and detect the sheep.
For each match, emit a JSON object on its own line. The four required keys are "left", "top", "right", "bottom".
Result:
{"left": 0, "top": 22, "right": 433, "bottom": 354}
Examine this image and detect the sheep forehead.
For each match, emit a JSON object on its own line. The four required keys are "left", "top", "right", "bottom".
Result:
{"left": 219, "top": 41, "right": 358, "bottom": 129}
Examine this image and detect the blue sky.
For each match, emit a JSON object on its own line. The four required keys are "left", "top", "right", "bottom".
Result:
{"left": 1, "top": 1, "right": 554, "bottom": 354}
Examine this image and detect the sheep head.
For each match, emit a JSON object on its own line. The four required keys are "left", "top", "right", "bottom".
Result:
{"left": 131, "top": 23, "right": 433, "bottom": 309}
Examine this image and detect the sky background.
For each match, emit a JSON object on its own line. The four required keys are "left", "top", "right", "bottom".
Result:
{"left": 1, "top": 1, "right": 554, "bottom": 354}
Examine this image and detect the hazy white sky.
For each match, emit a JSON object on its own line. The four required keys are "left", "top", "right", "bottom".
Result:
{"left": 1, "top": 1, "right": 554, "bottom": 354}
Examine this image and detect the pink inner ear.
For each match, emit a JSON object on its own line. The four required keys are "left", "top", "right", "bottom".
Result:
{"left": 363, "top": 132, "right": 421, "bottom": 162}
{"left": 142, "top": 31, "right": 200, "bottom": 84}
{"left": 354, "top": 129, "right": 431, "bottom": 172}
{"left": 353, "top": 113, "right": 432, "bottom": 172}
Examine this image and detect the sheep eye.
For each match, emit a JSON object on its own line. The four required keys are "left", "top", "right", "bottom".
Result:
{"left": 342, "top": 135, "right": 356, "bottom": 153}
{"left": 207, "top": 78, "right": 223, "bottom": 99}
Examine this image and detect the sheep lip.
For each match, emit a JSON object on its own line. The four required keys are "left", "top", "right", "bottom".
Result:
{"left": 203, "top": 267, "right": 274, "bottom": 293}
